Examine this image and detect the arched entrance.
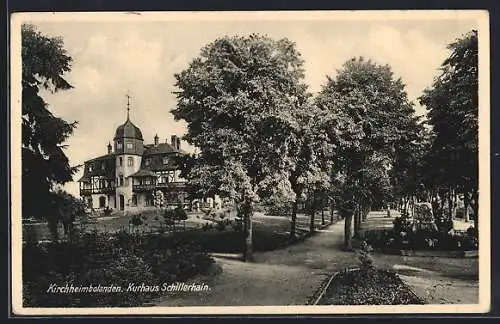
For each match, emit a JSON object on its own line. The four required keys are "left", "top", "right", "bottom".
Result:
{"left": 119, "top": 195, "right": 125, "bottom": 211}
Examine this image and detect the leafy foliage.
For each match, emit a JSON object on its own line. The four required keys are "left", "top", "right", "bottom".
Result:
{"left": 316, "top": 57, "right": 420, "bottom": 247}
{"left": 172, "top": 34, "right": 310, "bottom": 260}
{"left": 22, "top": 24, "right": 79, "bottom": 223}
{"left": 418, "top": 30, "right": 478, "bottom": 226}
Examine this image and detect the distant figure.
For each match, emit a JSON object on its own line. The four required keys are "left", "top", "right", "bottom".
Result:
{"left": 386, "top": 204, "right": 391, "bottom": 218}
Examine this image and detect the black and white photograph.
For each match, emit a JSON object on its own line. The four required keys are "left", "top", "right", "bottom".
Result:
{"left": 10, "top": 10, "right": 490, "bottom": 315}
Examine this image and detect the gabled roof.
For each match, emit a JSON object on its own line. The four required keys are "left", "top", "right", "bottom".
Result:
{"left": 82, "top": 153, "right": 116, "bottom": 178}
{"left": 87, "top": 153, "right": 115, "bottom": 162}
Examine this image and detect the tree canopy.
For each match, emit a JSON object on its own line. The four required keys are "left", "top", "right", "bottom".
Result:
{"left": 418, "top": 30, "right": 479, "bottom": 227}
{"left": 172, "top": 34, "right": 310, "bottom": 260}
{"left": 316, "top": 57, "right": 421, "bottom": 248}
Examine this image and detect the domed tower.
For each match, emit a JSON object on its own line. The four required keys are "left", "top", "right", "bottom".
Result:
{"left": 114, "top": 94, "right": 144, "bottom": 211}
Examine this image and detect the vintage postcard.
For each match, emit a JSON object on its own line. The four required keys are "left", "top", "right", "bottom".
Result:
{"left": 10, "top": 10, "right": 490, "bottom": 315}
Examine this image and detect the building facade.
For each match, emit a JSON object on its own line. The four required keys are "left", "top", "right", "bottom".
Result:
{"left": 78, "top": 112, "right": 219, "bottom": 212}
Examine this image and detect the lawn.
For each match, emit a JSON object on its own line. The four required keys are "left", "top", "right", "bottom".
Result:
{"left": 23, "top": 209, "right": 334, "bottom": 254}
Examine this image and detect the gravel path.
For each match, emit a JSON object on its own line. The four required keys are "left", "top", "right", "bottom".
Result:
{"left": 154, "top": 212, "right": 479, "bottom": 306}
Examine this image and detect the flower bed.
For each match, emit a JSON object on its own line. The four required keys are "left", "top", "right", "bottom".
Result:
{"left": 316, "top": 268, "right": 425, "bottom": 305}
{"left": 363, "top": 216, "right": 478, "bottom": 253}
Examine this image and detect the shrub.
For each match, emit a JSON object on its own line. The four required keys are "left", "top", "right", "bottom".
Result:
{"left": 174, "top": 205, "right": 188, "bottom": 221}
{"left": 129, "top": 213, "right": 145, "bottom": 228}
{"left": 138, "top": 231, "right": 214, "bottom": 283}
{"left": 215, "top": 221, "right": 226, "bottom": 232}
{"left": 263, "top": 201, "right": 293, "bottom": 217}
{"left": 393, "top": 216, "right": 412, "bottom": 234}
{"left": 103, "top": 206, "right": 113, "bottom": 216}
{"left": 232, "top": 218, "right": 243, "bottom": 232}
{"left": 23, "top": 229, "right": 215, "bottom": 307}
{"left": 358, "top": 241, "right": 374, "bottom": 269}
{"left": 23, "top": 232, "right": 157, "bottom": 307}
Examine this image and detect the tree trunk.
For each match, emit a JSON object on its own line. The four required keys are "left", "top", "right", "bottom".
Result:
{"left": 344, "top": 212, "right": 354, "bottom": 251}
{"left": 321, "top": 205, "right": 325, "bottom": 225}
{"left": 451, "top": 189, "right": 458, "bottom": 219}
{"left": 353, "top": 204, "right": 361, "bottom": 238}
{"left": 309, "top": 209, "right": 316, "bottom": 233}
{"left": 309, "top": 191, "right": 316, "bottom": 233}
{"left": 330, "top": 203, "right": 335, "bottom": 222}
{"left": 243, "top": 199, "right": 254, "bottom": 262}
{"left": 464, "top": 193, "right": 470, "bottom": 222}
{"left": 362, "top": 203, "right": 370, "bottom": 221}
{"left": 290, "top": 200, "right": 298, "bottom": 239}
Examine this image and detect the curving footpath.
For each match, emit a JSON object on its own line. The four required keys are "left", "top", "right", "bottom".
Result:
{"left": 154, "top": 212, "right": 479, "bottom": 306}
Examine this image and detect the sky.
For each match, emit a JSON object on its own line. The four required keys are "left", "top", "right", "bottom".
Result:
{"left": 16, "top": 12, "right": 480, "bottom": 197}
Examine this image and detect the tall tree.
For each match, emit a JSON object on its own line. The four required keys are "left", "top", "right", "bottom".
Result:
{"left": 419, "top": 30, "right": 479, "bottom": 229}
{"left": 22, "top": 24, "right": 78, "bottom": 238}
{"left": 316, "top": 57, "right": 418, "bottom": 249}
{"left": 172, "top": 34, "right": 310, "bottom": 261}
{"left": 287, "top": 105, "right": 333, "bottom": 237}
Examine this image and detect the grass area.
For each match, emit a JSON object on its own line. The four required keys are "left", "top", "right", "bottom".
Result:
{"left": 317, "top": 268, "right": 425, "bottom": 305}
{"left": 23, "top": 210, "right": 334, "bottom": 254}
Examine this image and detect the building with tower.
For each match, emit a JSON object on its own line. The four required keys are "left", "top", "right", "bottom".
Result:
{"left": 77, "top": 95, "right": 219, "bottom": 212}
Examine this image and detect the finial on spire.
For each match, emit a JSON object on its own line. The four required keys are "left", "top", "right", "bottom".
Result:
{"left": 126, "top": 91, "right": 132, "bottom": 120}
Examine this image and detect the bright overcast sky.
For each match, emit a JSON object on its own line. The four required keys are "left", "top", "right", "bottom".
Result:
{"left": 16, "top": 12, "right": 480, "bottom": 196}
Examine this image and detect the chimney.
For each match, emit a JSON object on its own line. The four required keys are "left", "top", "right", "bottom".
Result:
{"left": 107, "top": 142, "right": 112, "bottom": 154}
{"left": 176, "top": 137, "right": 181, "bottom": 150}
{"left": 171, "top": 135, "right": 177, "bottom": 148}
{"left": 154, "top": 134, "right": 159, "bottom": 147}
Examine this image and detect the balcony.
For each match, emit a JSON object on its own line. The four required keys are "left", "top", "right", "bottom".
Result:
{"left": 132, "top": 184, "right": 156, "bottom": 192}
{"left": 80, "top": 187, "right": 116, "bottom": 196}
{"left": 133, "top": 182, "right": 187, "bottom": 192}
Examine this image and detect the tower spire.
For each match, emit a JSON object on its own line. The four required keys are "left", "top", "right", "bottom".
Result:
{"left": 126, "top": 91, "right": 131, "bottom": 120}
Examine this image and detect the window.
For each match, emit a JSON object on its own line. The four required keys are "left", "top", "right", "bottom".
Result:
{"left": 127, "top": 157, "right": 133, "bottom": 167}
{"left": 101, "top": 162, "right": 106, "bottom": 171}
{"left": 145, "top": 158, "right": 151, "bottom": 166}
{"left": 117, "top": 141, "right": 123, "bottom": 149}
{"left": 119, "top": 157, "right": 123, "bottom": 166}
{"left": 88, "top": 163, "right": 93, "bottom": 172}
{"left": 127, "top": 142, "right": 134, "bottom": 149}
{"left": 162, "top": 157, "right": 169, "bottom": 165}
{"left": 132, "top": 195, "right": 137, "bottom": 206}
{"left": 119, "top": 174, "right": 124, "bottom": 186}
